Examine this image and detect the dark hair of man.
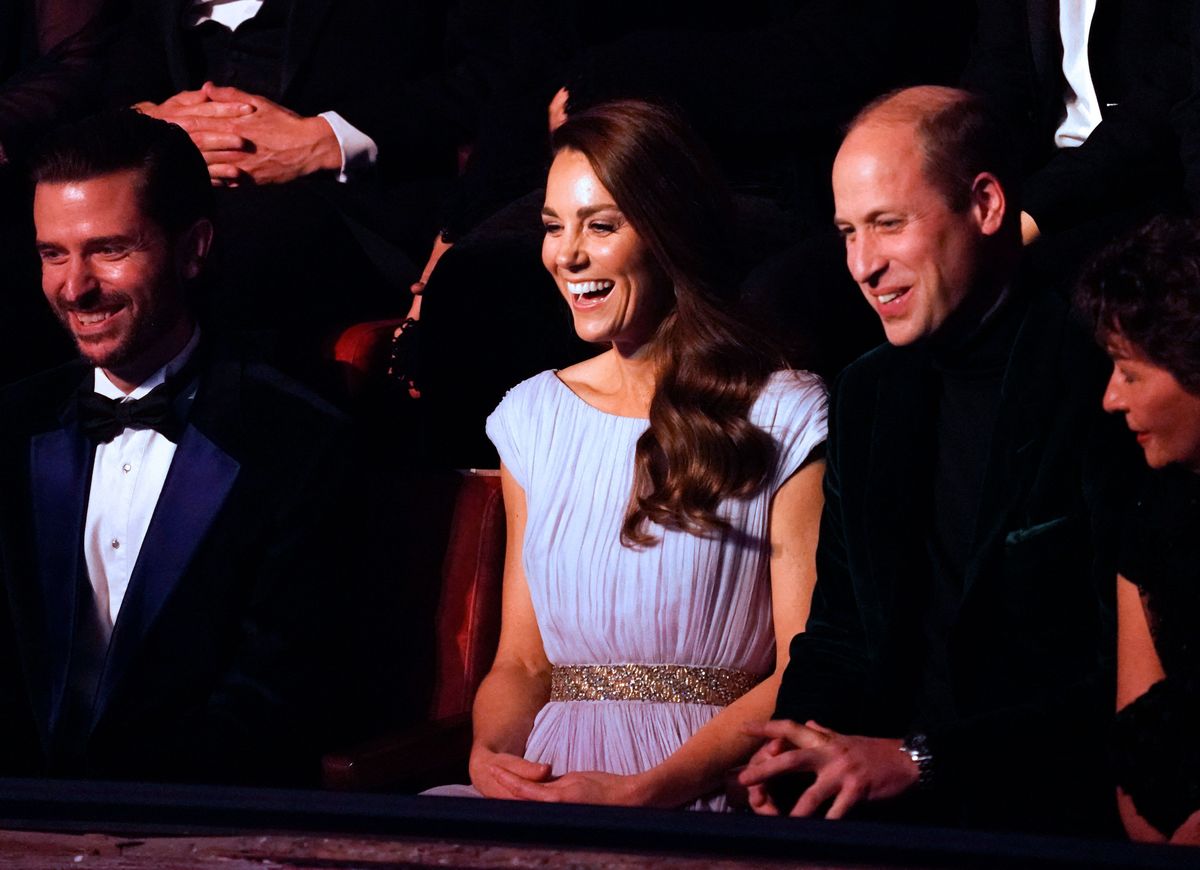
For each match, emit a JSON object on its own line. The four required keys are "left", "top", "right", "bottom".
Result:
{"left": 31, "top": 109, "right": 213, "bottom": 235}
{"left": 1075, "top": 214, "right": 1200, "bottom": 394}
{"left": 551, "top": 99, "right": 785, "bottom": 547}
{"left": 849, "top": 86, "right": 1020, "bottom": 221}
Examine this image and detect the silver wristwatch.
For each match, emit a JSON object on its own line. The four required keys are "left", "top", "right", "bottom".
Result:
{"left": 900, "top": 732, "right": 935, "bottom": 790}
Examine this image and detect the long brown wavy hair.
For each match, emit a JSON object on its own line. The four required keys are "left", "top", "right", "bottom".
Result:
{"left": 551, "top": 100, "right": 784, "bottom": 547}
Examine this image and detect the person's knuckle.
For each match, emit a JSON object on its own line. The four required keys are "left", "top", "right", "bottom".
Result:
{"left": 828, "top": 758, "right": 852, "bottom": 778}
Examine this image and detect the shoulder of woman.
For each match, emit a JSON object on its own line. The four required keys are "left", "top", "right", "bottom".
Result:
{"left": 487, "top": 371, "right": 568, "bottom": 439}
{"left": 492, "top": 370, "right": 562, "bottom": 411}
{"left": 554, "top": 352, "right": 610, "bottom": 392}
{"left": 742, "top": 370, "right": 828, "bottom": 443}
{"left": 754, "top": 369, "right": 829, "bottom": 415}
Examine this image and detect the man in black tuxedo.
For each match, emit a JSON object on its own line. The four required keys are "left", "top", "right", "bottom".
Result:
{"left": 101, "top": 0, "right": 501, "bottom": 374}
{"left": 0, "top": 111, "right": 377, "bottom": 785}
{"left": 97, "top": 0, "right": 487, "bottom": 374}
{"left": 739, "top": 87, "right": 1133, "bottom": 836}
{"left": 963, "top": 0, "right": 1190, "bottom": 276}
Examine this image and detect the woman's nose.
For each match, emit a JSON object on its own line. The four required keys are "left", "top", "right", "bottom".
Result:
{"left": 555, "top": 232, "right": 587, "bottom": 270}
{"left": 1102, "top": 367, "right": 1127, "bottom": 414}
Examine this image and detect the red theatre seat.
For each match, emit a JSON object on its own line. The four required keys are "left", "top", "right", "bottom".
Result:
{"left": 322, "top": 469, "right": 506, "bottom": 791}
{"left": 331, "top": 318, "right": 406, "bottom": 394}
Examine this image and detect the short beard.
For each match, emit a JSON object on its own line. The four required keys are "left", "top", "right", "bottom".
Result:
{"left": 56, "top": 297, "right": 184, "bottom": 380}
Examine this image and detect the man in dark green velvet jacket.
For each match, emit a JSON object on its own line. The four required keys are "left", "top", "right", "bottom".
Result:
{"left": 739, "top": 86, "right": 1133, "bottom": 836}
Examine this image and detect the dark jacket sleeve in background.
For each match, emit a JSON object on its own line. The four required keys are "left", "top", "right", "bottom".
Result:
{"left": 0, "top": 0, "right": 110, "bottom": 165}
{"left": 963, "top": 0, "right": 1190, "bottom": 235}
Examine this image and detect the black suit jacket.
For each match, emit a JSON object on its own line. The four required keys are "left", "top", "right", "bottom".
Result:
{"left": 101, "top": 0, "right": 536, "bottom": 297}
{"left": 775, "top": 284, "right": 1137, "bottom": 835}
{"left": 104, "top": 0, "right": 529, "bottom": 181}
{"left": 963, "top": 0, "right": 1190, "bottom": 235}
{"left": 0, "top": 345, "right": 371, "bottom": 785}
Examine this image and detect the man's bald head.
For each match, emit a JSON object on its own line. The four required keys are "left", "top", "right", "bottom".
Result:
{"left": 832, "top": 86, "right": 1020, "bottom": 346}
{"left": 846, "top": 86, "right": 1019, "bottom": 219}
{"left": 851, "top": 85, "right": 968, "bottom": 128}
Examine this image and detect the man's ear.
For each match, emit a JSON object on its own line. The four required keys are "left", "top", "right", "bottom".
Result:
{"left": 970, "top": 172, "right": 1007, "bottom": 237}
{"left": 177, "top": 218, "right": 214, "bottom": 281}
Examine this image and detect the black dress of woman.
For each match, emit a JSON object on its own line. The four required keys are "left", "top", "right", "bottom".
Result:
{"left": 1114, "top": 466, "right": 1200, "bottom": 836}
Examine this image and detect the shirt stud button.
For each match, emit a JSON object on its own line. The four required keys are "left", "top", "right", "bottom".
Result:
{"left": 122, "top": 463, "right": 132, "bottom": 473}
{"left": 111, "top": 539, "right": 120, "bottom": 550}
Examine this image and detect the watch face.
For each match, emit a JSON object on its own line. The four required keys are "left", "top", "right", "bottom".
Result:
{"left": 901, "top": 734, "right": 934, "bottom": 787}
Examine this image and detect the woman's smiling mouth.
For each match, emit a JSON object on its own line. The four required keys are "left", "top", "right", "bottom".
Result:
{"left": 567, "top": 279, "right": 615, "bottom": 298}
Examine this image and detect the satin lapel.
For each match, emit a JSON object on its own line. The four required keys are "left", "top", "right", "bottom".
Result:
{"left": 92, "top": 423, "right": 240, "bottom": 722}
{"left": 164, "top": 0, "right": 192, "bottom": 91}
{"left": 861, "top": 351, "right": 937, "bottom": 643}
{"left": 29, "top": 425, "right": 91, "bottom": 738}
{"left": 962, "top": 292, "right": 1063, "bottom": 599}
{"left": 280, "top": 0, "right": 335, "bottom": 100}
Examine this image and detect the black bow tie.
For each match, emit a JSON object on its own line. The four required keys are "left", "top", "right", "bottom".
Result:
{"left": 77, "top": 381, "right": 189, "bottom": 445}
{"left": 77, "top": 362, "right": 200, "bottom": 444}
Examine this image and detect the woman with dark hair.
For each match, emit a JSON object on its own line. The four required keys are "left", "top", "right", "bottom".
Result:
{"left": 429, "top": 100, "right": 827, "bottom": 810}
{"left": 1075, "top": 215, "right": 1200, "bottom": 844}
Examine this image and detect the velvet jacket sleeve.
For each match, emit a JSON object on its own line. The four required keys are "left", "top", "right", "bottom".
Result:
{"left": 773, "top": 375, "right": 873, "bottom": 733}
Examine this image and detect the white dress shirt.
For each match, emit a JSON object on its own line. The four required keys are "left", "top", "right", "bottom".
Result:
{"left": 1054, "top": 0, "right": 1104, "bottom": 149}
{"left": 187, "top": 0, "right": 379, "bottom": 181}
{"left": 83, "top": 330, "right": 201, "bottom": 636}
{"left": 188, "top": 0, "right": 264, "bottom": 30}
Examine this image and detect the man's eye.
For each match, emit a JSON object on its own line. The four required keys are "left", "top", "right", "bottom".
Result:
{"left": 1119, "top": 367, "right": 1136, "bottom": 384}
{"left": 37, "top": 249, "right": 63, "bottom": 263}
{"left": 877, "top": 218, "right": 903, "bottom": 231}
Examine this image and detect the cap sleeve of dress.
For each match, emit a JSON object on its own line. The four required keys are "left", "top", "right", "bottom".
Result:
{"left": 485, "top": 371, "right": 555, "bottom": 491}
{"left": 752, "top": 370, "right": 829, "bottom": 493}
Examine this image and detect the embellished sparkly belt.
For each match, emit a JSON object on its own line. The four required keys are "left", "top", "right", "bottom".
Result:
{"left": 549, "top": 664, "right": 761, "bottom": 706}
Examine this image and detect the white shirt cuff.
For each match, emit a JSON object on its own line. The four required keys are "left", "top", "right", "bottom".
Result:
{"left": 318, "top": 111, "right": 379, "bottom": 183}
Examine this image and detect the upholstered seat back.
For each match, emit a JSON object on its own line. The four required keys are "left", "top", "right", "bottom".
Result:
{"left": 429, "top": 470, "right": 505, "bottom": 720}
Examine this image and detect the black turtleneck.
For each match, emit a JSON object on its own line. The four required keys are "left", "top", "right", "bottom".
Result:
{"left": 914, "top": 288, "right": 1026, "bottom": 729}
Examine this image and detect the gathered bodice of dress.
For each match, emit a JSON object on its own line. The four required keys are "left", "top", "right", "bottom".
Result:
{"left": 487, "top": 369, "right": 827, "bottom": 675}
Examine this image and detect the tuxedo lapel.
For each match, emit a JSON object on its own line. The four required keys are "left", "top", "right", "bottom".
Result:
{"left": 28, "top": 423, "right": 92, "bottom": 739}
{"left": 93, "top": 416, "right": 240, "bottom": 724}
{"left": 860, "top": 351, "right": 937, "bottom": 643}
{"left": 280, "top": 0, "right": 335, "bottom": 100}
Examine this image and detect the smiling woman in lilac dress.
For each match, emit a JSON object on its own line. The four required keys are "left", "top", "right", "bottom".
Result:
{"left": 426, "top": 100, "right": 827, "bottom": 810}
